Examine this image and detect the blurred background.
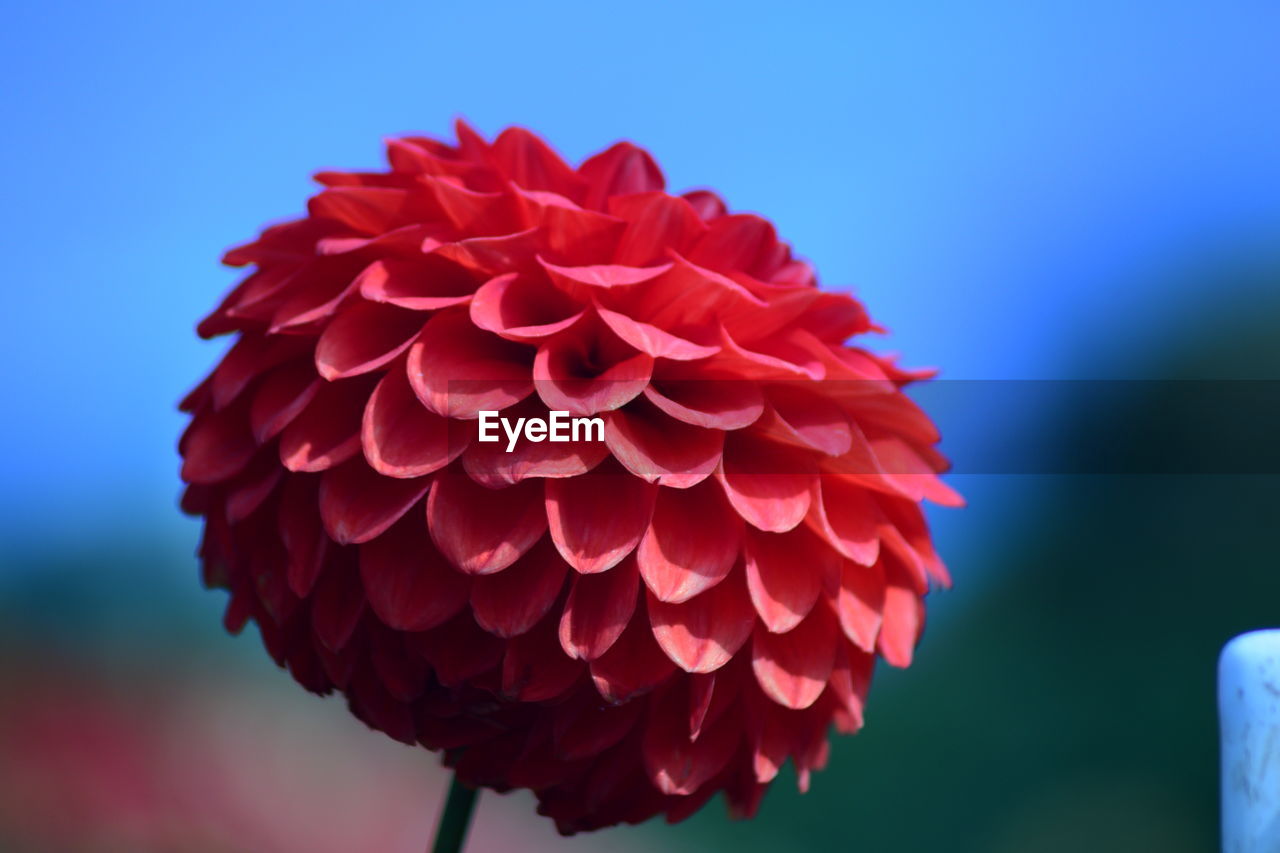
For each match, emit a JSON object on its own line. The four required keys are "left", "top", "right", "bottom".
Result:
{"left": 2, "top": 1, "right": 1278, "bottom": 850}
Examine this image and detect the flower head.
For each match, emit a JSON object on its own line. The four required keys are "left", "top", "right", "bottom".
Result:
{"left": 179, "top": 121, "right": 960, "bottom": 833}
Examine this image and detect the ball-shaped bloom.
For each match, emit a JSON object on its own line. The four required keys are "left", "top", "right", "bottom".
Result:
{"left": 178, "top": 122, "right": 960, "bottom": 833}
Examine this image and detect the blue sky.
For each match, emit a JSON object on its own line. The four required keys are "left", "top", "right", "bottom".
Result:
{"left": 2, "top": 0, "right": 1278, "bottom": 557}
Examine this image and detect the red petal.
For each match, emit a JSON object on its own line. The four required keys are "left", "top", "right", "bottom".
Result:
{"left": 589, "top": 597, "right": 678, "bottom": 702}
{"left": 310, "top": 554, "right": 366, "bottom": 653}
{"left": 637, "top": 480, "right": 742, "bottom": 603}
{"left": 425, "top": 229, "right": 541, "bottom": 278}
{"left": 492, "top": 126, "right": 585, "bottom": 198}
{"left": 408, "top": 612, "right": 505, "bottom": 686}
{"left": 878, "top": 494, "right": 951, "bottom": 588}
{"left": 501, "top": 609, "right": 584, "bottom": 702}
{"left": 316, "top": 222, "right": 440, "bottom": 256}
{"left": 607, "top": 192, "right": 707, "bottom": 266}
{"left": 545, "top": 461, "right": 657, "bottom": 574}
{"left": 606, "top": 398, "right": 723, "bottom": 489}
{"left": 558, "top": 556, "right": 640, "bottom": 660}
{"left": 278, "top": 375, "right": 376, "bottom": 473}
{"left": 318, "top": 459, "right": 431, "bottom": 545}
{"left": 278, "top": 475, "right": 329, "bottom": 597}
{"left": 356, "top": 257, "right": 474, "bottom": 311}
{"left": 180, "top": 399, "right": 255, "bottom": 485}
{"left": 426, "top": 472, "right": 547, "bottom": 574}
{"left": 829, "top": 642, "right": 874, "bottom": 731}
{"left": 878, "top": 561, "right": 924, "bottom": 667}
{"left": 533, "top": 320, "right": 653, "bottom": 416}
{"left": 469, "top": 272, "right": 586, "bottom": 343}
{"left": 595, "top": 305, "right": 720, "bottom": 361}
{"left": 760, "top": 384, "right": 854, "bottom": 456}
{"left": 307, "top": 186, "right": 417, "bottom": 235}
{"left": 210, "top": 334, "right": 309, "bottom": 409}
{"left": 267, "top": 267, "right": 359, "bottom": 334}
{"left": 226, "top": 453, "right": 283, "bottom": 522}
{"left": 687, "top": 213, "right": 780, "bottom": 278}
{"left": 362, "top": 362, "right": 467, "bottom": 478}
{"left": 648, "top": 568, "right": 755, "bottom": 673}
{"left": 471, "top": 537, "right": 568, "bottom": 637}
{"left": 629, "top": 255, "right": 766, "bottom": 331}
{"left": 744, "top": 526, "right": 836, "bottom": 633}
{"left": 718, "top": 433, "right": 814, "bottom": 533}
{"left": 642, "top": 681, "right": 741, "bottom": 795}
{"left": 642, "top": 372, "right": 763, "bottom": 430}
{"left": 511, "top": 187, "right": 625, "bottom": 264}
{"left": 314, "top": 300, "right": 427, "bottom": 380}
{"left": 408, "top": 309, "right": 534, "bottom": 419}
{"left": 368, "top": 622, "right": 429, "bottom": 701}
{"left": 751, "top": 602, "right": 838, "bottom": 710}
{"left": 249, "top": 361, "right": 321, "bottom": 443}
{"left": 359, "top": 513, "right": 470, "bottom": 631}
{"left": 417, "top": 175, "right": 512, "bottom": 233}
{"left": 806, "top": 474, "right": 882, "bottom": 565}
{"left": 579, "top": 142, "right": 665, "bottom": 210}
{"left": 870, "top": 436, "right": 964, "bottom": 507}
{"left": 539, "top": 256, "right": 671, "bottom": 296}
{"left": 713, "top": 326, "right": 825, "bottom": 381}
{"left": 836, "top": 559, "right": 885, "bottom": 652}
{"left": 552, "top": 686, "right": 645, "bottom": 760}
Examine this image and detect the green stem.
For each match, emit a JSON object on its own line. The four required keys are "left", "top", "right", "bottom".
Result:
{"left": 430, "top": 774, "right": 479, "bottom": 853}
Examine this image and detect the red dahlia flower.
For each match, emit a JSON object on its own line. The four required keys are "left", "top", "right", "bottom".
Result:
{"left": 178, "top": 121, "right": 961, "bottom": 834}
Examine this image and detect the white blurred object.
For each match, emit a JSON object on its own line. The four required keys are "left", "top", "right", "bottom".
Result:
{"left": 1220, "top": 630, "right": 1280, "bottom": 853}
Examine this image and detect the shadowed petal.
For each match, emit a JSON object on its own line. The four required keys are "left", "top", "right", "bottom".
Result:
{"left": 310, "top": 553, "right": 366, "bottom": 653}
{"left": 471, "top": 537, "right": 569, "bottom": 637}
{"left": 534, "top": 319, "right": 653, "bottom": 415}
{"left": 637, "top": 480, "right": 742, "bottom": 603}
{"left": 250, "top": 361, "right": 321, "bottom": 443}
{"left": 502, "top": 608, "right": 585, "bottom": 702}
{"left": 318, "top": 459, "right": 431, "bottom": 545}
{"left": 180, "top": 398, "right": 255, "bottom": 485}
{"left": 606, "top": 398, "right": 723, "bottom": 489}
{"left": 360, "top": 513, "right": 470, "bottom": 632}
{"left": 642, "top": 680, "right": 741, "bottom": 795}
{"left": 643, "top": 371, "right": 763, "bottom": 430}
{"left": 278, "top": 375, "right": 377, "bottom": 473}
{"left": 606, "top": 192, "right": 706, "bottom": 266}
{"left": 751, "top": 602, "right": 838, "bottom": 710}
{"left": 277, "top": 475, "right": 329, "bottom": 597}
{"left": 877, "top": 559, "right": 925, "bottom": 667}
{"left": 648, "top": 568, "right": 755, "bottom": 673}
{"left": 806, "top": 474, "right": 882, "bottom": 566}
{"left": 836, "top": 559, "right": 885, "bottom": 652}
{"left": 546, "top": 460, "right": 657, "bottom": 574}
{"left": 356, "top": 257, "right": 474, "bottom": 311}
{"left": 314, "top": 299, "right": 426, "bottom": 380}
{"left": 470, "top": 271, "right": 586, "bottom": 342}
{"left": 559, "top": 555, "right": 640, "bottom": 660}
{"left": 408, "top": 309, "right": 534, "bottom": 419}
{"left": 552, "top": 688, "right": 646, "bottom": 760}
{"left": 718, "top": 432, "right": 815, "bottom": 533}
{"left": 362, "top": 361, "right": 467, "bottom": 478}
{"left": 744, "top": 526, "right": 837, "bottom": 633}
{"left": 579, "top": 142, "right": 665, "bottom": 210}
{"left": 427, "top": 472, "right": 547, "bottom": 574}
{"left": 589, "top": 596, "right": 678, "bottom": 703}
